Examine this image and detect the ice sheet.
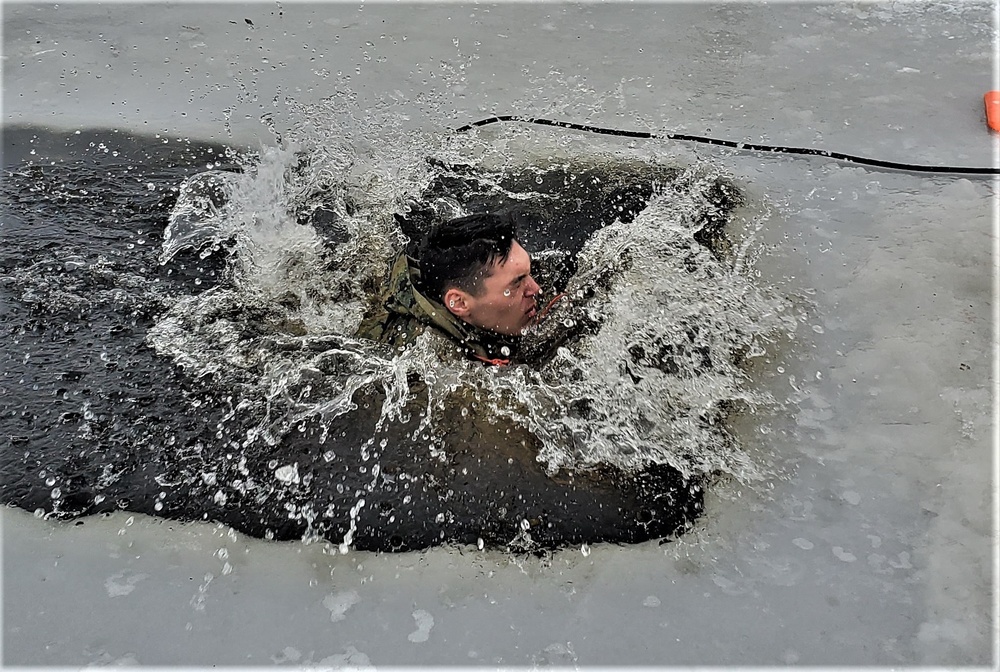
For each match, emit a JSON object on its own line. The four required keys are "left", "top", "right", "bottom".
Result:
{"left": 2, "top": 2, "right": 995, "bottom": 666}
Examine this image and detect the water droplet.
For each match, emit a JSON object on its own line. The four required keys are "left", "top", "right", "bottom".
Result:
{"left": 275, "top": 463, "right": 301, "bottom": 483}
{"left": 503, "top": 288, "right": 511, "bottom": 297}
{"left": 581, "top": 543, "right": 591, "bottom": 557}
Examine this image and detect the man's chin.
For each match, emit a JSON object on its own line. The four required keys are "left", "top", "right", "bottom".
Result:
{"left": 515, "top": 313, "right": 537, "bottom": 336}
{"left": 518, "top": 307, "right": 538, "bottom": 331}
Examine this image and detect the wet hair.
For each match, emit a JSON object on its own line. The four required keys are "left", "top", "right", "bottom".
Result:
{"left": 416, "top": 212, "right": 518, "bottom": 301}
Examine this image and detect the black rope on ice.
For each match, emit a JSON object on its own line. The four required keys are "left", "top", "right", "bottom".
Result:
{"left": 455, "top": 115, "right": 1000, "bottom": 176}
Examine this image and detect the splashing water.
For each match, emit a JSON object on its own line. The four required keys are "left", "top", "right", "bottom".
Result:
{"left": 149, "top": 97, "right": 793, "bottom": 487}
{"left": 474, "top": 185, "right": 794, "bottom": 480}
{"left": 1, "top": 96, "right": 798, "bottom": 550}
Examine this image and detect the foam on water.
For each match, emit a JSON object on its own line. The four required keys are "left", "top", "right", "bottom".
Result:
{"left": 147, "top": 95, "right": 795, "bottom": 488}
{"left": 0, "top": 93, "right": 802, "bottom": 549}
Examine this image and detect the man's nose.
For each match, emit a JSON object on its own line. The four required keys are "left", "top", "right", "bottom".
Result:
{"left": 524, "top": 276, "right": 541, "bottom": 297}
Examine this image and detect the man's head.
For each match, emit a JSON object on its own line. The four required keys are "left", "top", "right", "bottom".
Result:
{"left": 417, "top": 212, "right": 541, "bottom": 337}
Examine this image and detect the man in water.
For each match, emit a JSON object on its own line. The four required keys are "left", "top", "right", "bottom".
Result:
{"left": 356, "top": 212, "right": 551, "bottom": 365}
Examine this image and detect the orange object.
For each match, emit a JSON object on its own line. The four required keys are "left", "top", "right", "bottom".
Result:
{"left": 985, "top": 91, "right": 1000, "bottom": 132}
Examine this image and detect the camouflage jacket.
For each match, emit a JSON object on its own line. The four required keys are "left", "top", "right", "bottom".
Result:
{"left": 355, "top": 254, "right": 521, "bottom": 364}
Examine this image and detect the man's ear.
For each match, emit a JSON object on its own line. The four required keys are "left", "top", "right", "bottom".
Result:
{"left": 442, "top": 288, "right": 472, "bottom": 317}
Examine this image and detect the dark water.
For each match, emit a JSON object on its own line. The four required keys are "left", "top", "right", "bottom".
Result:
{"left": 1, "top": 126, "right": 761, "bottom": 552}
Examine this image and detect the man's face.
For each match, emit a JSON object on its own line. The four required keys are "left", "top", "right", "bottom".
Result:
{"left": 455, "top": 241, "right": 541, "bottom": 337}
